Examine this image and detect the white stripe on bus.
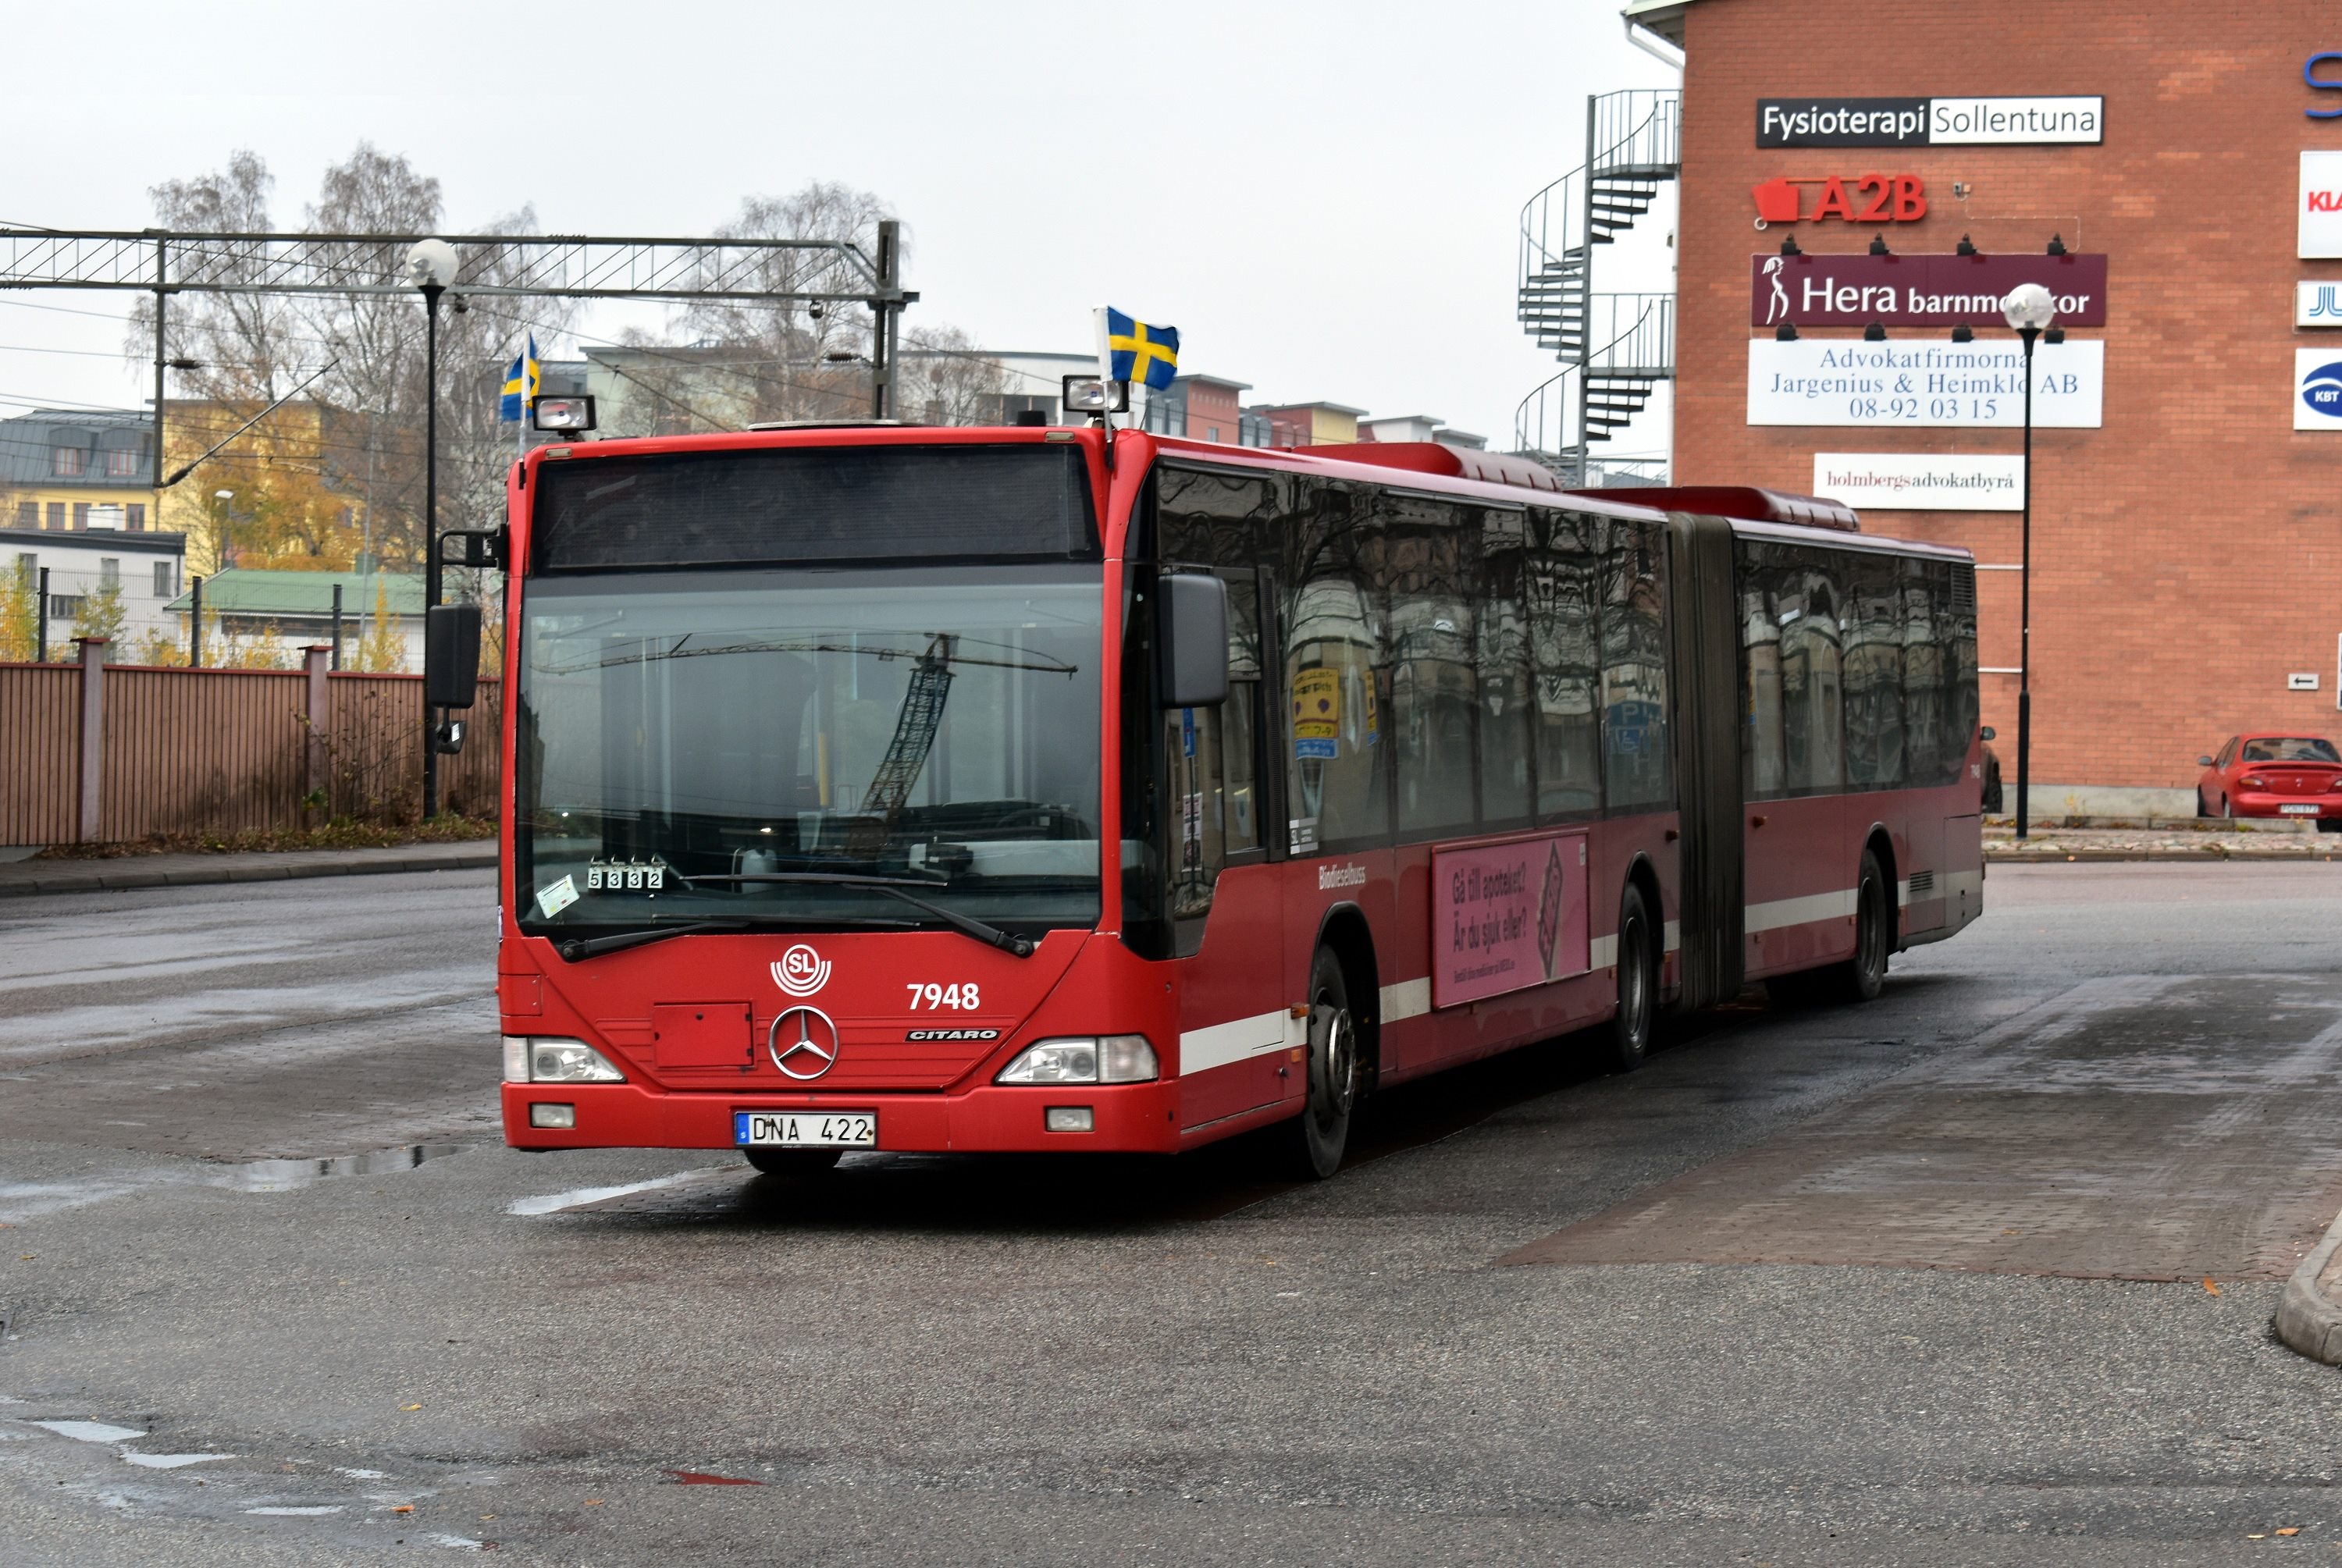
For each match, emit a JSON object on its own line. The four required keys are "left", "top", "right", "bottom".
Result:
{"left": 1176, "top": 1010, "right": 1296, "bottom": 1076}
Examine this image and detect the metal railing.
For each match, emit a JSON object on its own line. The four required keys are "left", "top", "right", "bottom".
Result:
{"left": 1516, "top": 89, "right": 1682, "bottom": 283}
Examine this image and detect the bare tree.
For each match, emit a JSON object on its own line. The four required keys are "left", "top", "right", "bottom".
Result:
{"left": 899, "top": 324, "right": 1009, "bottom": 426}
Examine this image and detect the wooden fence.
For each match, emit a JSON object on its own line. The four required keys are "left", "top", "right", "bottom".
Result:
{"left": 0, "top": 639, "right": 502, "bottom": 846}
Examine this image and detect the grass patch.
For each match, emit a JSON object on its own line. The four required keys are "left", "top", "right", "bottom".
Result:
{"left": 36, "top": 816, "right": 497, "bottom": 860}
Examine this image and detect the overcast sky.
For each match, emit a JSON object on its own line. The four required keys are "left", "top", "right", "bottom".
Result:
{"left": 1, "top": 0, "right": 1678, "bottom": 451}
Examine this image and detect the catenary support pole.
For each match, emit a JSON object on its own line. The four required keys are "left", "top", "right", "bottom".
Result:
{"left": 421, "top": 282, "right": 443, "bottom": 820}
{"left": 34, "top": 567, "right": 47, "bottom": 664}
{"left": 152, "top": 233, "right": 166, "bottom": 535}
{"left": 2015, "top": 326, "right": 2038, "bottom": 841}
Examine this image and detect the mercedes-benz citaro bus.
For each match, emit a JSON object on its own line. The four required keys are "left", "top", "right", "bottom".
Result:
{"left": 478, "top": 420, "right": 1984, "bottom": 1180}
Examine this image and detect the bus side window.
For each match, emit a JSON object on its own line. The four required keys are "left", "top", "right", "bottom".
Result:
{"left": 1902, "top": 558, "right": 1959, "bottom": 789}
{"left": 1601, "top": 517, "right": 1671, "bottom": 811}
{"left": 1842, "top": 553, "right": 1906, "bottom": 791}
{"left": 1530, "top": 509, "right": 1603, "bottom": 817}
{"left": 1282, "top": 479, "right": 1387, "bottom": 851}
{"left": 1738, "top": 541, "right": 1786, "bottom": 799}
{"left": 1476, "top": 508, "right": 1535, "bottom": 826}
{"left": 1947, "top": 564, "right": 1979, "bottom": 774}
{"left": 1778, "top": 546, "right": 1845, "bottom": 795}
{"left": 1165, "top": 572, "right": 1264, "bottom": 940}
{"left": 1385, "top": 491, "right": 1477, "bottom": 835}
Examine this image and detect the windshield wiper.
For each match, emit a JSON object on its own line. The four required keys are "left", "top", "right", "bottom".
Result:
{"left": 551, "top": 907, "right": 927, "bottom": 962}
{"left": 554, "top": 919, "right": 748, "bottom": 963}
{"left": 682, "top": 872, "right": 1037, "bottom": 958}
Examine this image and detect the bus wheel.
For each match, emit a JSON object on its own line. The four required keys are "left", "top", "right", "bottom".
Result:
{"left": 1285, "top": 946, "right": 1360, "bottom": 1180}
{"left": 1845, "top": 848, "right": 1889, "bottom": 1001}
{"left": 1611, "top": 884, "right": 1657, "bottom": 1072}
{"left": 743, "top": 1148, "right": 843, "bottom": 1179}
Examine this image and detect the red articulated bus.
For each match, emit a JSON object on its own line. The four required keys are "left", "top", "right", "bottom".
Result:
{"left": 493, "top": 424, "right": 1983, "bottom": 1178}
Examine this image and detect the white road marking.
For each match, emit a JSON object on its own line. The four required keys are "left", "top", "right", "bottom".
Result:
{"left": 27, "top": 1420, "right": 143, "bottom": 1443}
{"left": 507, "top": 1167, "right": 731, "bottom": 1216}
{"left": 121, "top": 1451, "right": 230, "bottom": 1469}
{"left": 247, "top": 1505, "right": 344, "bottom": 1516}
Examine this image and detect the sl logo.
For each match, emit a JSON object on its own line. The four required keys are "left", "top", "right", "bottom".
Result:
{"left": 772, "top": 943, "right": 832, "bottom": 997}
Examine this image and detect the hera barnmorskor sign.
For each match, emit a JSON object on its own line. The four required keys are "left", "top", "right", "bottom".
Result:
{"left": 1748, "top": 339, "right": 2105, "bottom": 428}
{"left": 1750, "top": 253, "right": 2108, "bottom": 328}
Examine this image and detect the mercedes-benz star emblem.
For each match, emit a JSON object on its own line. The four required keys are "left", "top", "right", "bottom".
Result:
{"left": 767, "top": 1004, "right": 842, "bottom": 1080}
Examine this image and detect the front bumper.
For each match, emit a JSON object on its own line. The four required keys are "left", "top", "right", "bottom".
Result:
{"left": 502, "top": 1079, "right": 1183, "bottom": 1155}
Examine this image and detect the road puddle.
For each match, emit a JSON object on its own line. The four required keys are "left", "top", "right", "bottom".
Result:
{"left": 222, "top": 1143, "right": 464, "bottom": 1192}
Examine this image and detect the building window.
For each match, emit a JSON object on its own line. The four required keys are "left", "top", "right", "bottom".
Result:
{"left": 13, "top": 501, "right": 32, "bottom": 528}
{"left": 152, "top": 560, "right": 174, "bottom": 598}
{"left": 105, "top": 447, "right": 138, "bottom": 477}
{"left": 13, "top": 553, "right": 33, "bottom": 576}
{"left": 48, "top": 595, "right": 83, "bottom": 619}
{"left": 99, "top": 557, "right": 119, "bottom": 590}
{"left": 52, "top": 446, "right": 84, "bottom": 477}
{"left": 126, "top": 503, "right": 145, "bottom": 531}
{"left": 73, "top": 503, "right": 91, "bottom": 529}
{"left": 45, "top": 503, "right": 64, "bottom": 530}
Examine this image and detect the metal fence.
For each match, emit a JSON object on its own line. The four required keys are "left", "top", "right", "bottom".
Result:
{"left": 0, "top": 645, "right": 501, "bottom": 846}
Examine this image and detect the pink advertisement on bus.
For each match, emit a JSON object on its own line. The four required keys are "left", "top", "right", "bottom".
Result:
{"left": 1431, "top": 830, "right": 1591, "bottom": 1010}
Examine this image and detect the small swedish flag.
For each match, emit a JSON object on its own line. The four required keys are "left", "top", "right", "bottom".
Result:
{"left": 1102, "top": 308, "right": 1180, "bottom": 390}
{"left": 498, "top": 334, "right": 539, "bottom": 421}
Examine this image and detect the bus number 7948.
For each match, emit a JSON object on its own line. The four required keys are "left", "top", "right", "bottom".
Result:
{"left": 908, "top": 983, "right": 982, "bottom": 1010}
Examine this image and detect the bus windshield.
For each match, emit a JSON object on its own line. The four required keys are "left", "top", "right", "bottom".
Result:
{"left": 513, "top": 564, "right": 1104, "bottom": 936}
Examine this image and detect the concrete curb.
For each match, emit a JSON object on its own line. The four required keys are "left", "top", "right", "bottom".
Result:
{"left": 2276, "top": 1206, "right": 2342, "bottom": 1366}
{"left": 1985, "top": 848, "right": 2342, "bottom": 863}
{"left": 0, "top": 845, "right": 497, "bottom": 898}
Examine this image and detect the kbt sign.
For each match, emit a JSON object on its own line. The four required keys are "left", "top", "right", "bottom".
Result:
{"left": 2297, "top": 348, "right": 2342, "bottom": 429}
{"left": 1751, "top": 173, "right": 1925, "bottom": 229}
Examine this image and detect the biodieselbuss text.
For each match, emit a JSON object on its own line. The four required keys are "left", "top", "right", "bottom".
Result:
{"left": 494, "top": 425, "right": 1984, "bottom": 1179}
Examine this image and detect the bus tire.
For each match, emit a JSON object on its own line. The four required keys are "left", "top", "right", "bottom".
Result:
{"left": 1284, "top": 946, "right": 1361, "bottom": 1181}
{"left": 1611, "top": 883, "right": 1658, "bottom": 1072}
{"left": 742, "top": 1147, "right": 844, "bottom": 1179}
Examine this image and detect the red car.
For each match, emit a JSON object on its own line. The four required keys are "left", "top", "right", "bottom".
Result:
{"left": 2195, "top": 734, "right": 2342, "bottom": 830}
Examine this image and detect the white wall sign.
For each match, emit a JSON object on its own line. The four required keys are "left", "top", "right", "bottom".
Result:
{"left": 2296, "top": 347, "right": 2342, "bottom": 428}
{"left": 1811, "top": 453, "right": 2025, "bottom": 510}
{"left": 2301, "top": 151, "right": 2342, "bottom": 258}
{"left": 1748, "top": 339, "right": 2104, "bottom": 428}
{"left": 2298, "top": 280, "right": 2342, "bottom": 325}
{"left": 1927, "top": 96, "right": 2103, "bottom": 145}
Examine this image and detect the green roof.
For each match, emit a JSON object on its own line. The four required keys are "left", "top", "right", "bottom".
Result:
{"left": 164, "top": 569, "right": 425, "bottom": 617}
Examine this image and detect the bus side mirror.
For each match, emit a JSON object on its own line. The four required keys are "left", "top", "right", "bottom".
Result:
{"left": 1980, "top": 726, "right": 1995, "bottom": 741}
{"left": 425, "top": 603, "right": 483, "bottom": 710}
{"left": 1157, "top": 574, "right": 1228, "bottom": 708}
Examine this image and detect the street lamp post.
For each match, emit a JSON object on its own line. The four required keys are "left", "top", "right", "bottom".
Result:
{"left": 404, "top": 238, "right": 458, "bottom": 820}
{"left": 1999, "top": 282, "right": 2059, "bottom": 841}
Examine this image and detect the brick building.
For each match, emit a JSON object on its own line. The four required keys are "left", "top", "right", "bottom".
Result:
{"left": 1629, "top": 0, "right": 2342, "bottom": 811}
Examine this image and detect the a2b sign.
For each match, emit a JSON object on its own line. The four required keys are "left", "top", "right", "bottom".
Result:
{"left": 1752, "top": 174, "right": 1926, "bottom": 228}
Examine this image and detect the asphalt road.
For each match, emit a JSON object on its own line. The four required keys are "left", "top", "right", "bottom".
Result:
{"left": 3, "top": 862, "right": 2340, "bottom": 1566}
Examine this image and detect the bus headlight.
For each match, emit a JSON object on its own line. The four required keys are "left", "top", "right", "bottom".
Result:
{"left": 995, "top": 1035, "right": 1158, "bottom": 1085}
{"left": 506, "top": 1036, "right": 626, "bottom": 1084}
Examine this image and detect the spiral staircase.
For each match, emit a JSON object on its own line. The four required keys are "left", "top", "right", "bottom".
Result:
{"left": 1514, "top": 90, "right": 1681, "bottom": 483}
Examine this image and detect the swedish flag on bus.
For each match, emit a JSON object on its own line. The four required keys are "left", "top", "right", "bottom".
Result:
{"left": 1104, "top": 308, "right": 1180, "bottom": 390}
{"left": 498, "top": 334, "right": 539, "bottom": 421}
